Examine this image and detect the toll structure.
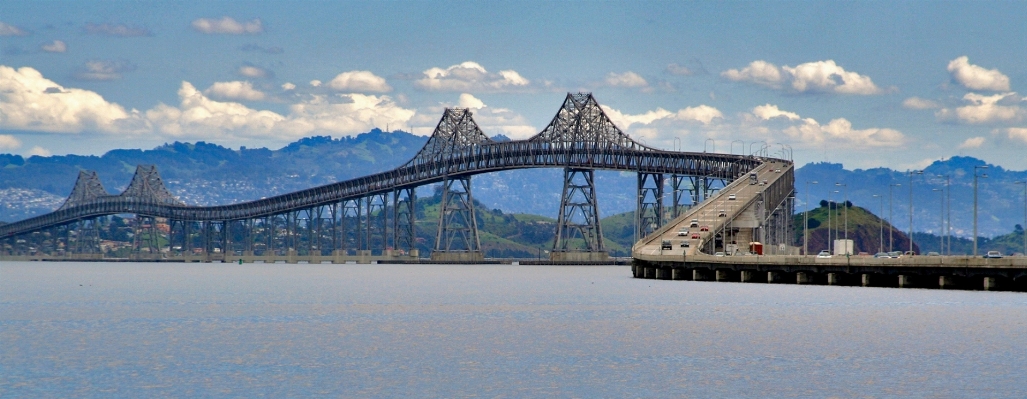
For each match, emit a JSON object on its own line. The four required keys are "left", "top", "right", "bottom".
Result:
{"left": 0, "top": 93, "right": 782, "bottom": 263}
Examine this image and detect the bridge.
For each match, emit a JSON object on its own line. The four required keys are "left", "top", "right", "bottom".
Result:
{"left": 0, "top": 93, "right": 790, "bottom": 263}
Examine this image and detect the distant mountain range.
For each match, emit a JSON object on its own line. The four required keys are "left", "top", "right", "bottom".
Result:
{"left": 2, "top": 130, "right": 1025, "bottom": 239}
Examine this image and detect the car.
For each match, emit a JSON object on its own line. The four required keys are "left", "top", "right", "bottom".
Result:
{"left": 690, "top": 233, "right": 700, "bottom": 239}
{"left": 728, "top": 194, "right": 737, "bottom": 200}
{"left": 904, "top": 251, "right": 917, "bottom": 257}
{"left": 926, "top": 251, "right": 941, "bottom": 256}
{"left": 717, "top": 210, "right": 727, "bottom": 217}
{"left": 689, "top": 219, "right": 700, "bottom": 227}
{"left": 984, "top": 251, "right": 1003, "bottom": 259}
{"left": 677, "top": 228, "right": 689, "bottom": 236}
{"left": 816, "top": 250, "right": 832, "bottom": 258}
{"left": 661, "top": 240, "right": 672, "bottom": 250}
{"left": 699, "top": 225, "right": 710, "bottom": 232}
{"left": 714, "top": 252, "right": 725, "bottom": 257}
{"left": 680, "top": 241, "right": 690, "bottom": 248}
{"left": 887, "top": 251, "right": 902, "bottom": 258}
{"left": 873, "top": 252, "right": 892, "bottom": 258}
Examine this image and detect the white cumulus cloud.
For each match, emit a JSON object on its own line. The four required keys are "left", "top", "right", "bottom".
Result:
{"left": 1002, "top": 128, "right": 1027, "bottom": 144}
{"left": 947, "top": 56, "right": 1010, "bottom": 91}
{"left": 936, "top": 92, "right": 1024, "bottom": 124}
{"left": 457, "top": 93, "right": 485, "bottom": 109}
{"left": 0, "top": 134, "right": 21, "bottom": 150}
{"left": 83, "top": 23, "right": 150, "bottom": 37}
{"left": 902, "top": 97, "right": 940, "bottom": 110}
{"left": 192, "top": 17, "right": 263, "bottom": 35}
{"left": 25, "top": 146, "right": 51, "bottom": 157}
{"left": 751, "top": 104, "right": 800, "bottom": 121}
{"left": 601, "top": 104, "right": 722, "bottom": 129}
{"left": 665, "top": 63, "right": 694, "bottom": 76}
{"left": 328, "top": 70, "right": 391, "bottom": 93}
{"left": 783, "top": 117, "right": 904, "bottom": 147}
{"left": 281, "top": 82, "right": 296, "bottom": 91}
{"left": 41, "top": 40, "right": 67, "bottom": 53}
{"left": 958, "top": 136, "right": 986, "bottom": 149}
{"left": 237, "top": 65, "right": 271, "bottom": 79}
{"left": 204, "top": 81, "right": 266, "bottom": 101}
{"left": 0, "top": 22, "right": 30, "bottom": 36}
{"left": 0, "top": 65, "right": 142, "bottom": 134}
{"left": 604, "top": 71, "right": 648, "bottom": 88}
{"left": 722, "top": 59, "right": 882, "bottom": 95}
{"left": 415, "top": 61, "right": 530, "bottom": 92}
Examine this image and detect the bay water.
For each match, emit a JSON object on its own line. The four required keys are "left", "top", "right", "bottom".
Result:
{"left": 2, "top": 262, "right": 1025, "bottom": 397}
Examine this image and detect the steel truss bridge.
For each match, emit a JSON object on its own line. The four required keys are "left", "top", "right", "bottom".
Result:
{"left": 0, "top": 93, "right": 792, "bottom": 262}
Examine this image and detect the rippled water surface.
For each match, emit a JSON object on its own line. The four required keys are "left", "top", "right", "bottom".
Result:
{"left": 2, "top": 261, "right": 1026, "bottom": 398}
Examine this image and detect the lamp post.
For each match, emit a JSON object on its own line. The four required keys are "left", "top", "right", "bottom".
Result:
{"left": 804, "top": 180, "right": 818, "bottom": 256}
{"left": 889, "top": 183, "right": 901, "bottom": 252}
{"left": 836, "top": 183, "right": 848, "bottom": 253}
{"left": 973, "top": 165, "right": 989, "bottom": 256}
{"left": 704, "top": 138, "right": 715, "bottom": 153}
{"left": 830, "top": 190, "right": 839, "bottom": 254}
{"left": 873, "top": 194, "right": 884, "bottom": 253}
{"left": 1016, "top": 181, "right": 1027, "bottom": 256}
{"left": 933, "top": 188, "right": 943, "bottom": 254}
{"left": 908, "top": 170, "right": 923, "bottom": 255}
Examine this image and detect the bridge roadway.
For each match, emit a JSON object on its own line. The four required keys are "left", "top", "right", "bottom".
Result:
{"left": 0, "top": 93, "right": 764, "bottom": 239}
{"left": 633, "top": 159, "right": 794, "bottom": 257}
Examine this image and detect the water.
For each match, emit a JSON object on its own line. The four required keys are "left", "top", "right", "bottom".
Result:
{"left": 2, "top": 262, "right": 1026, "bottom": 398}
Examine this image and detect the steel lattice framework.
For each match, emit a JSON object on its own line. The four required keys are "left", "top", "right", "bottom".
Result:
{"left": 1, "top": 93, "right": 769, "bottom": 240}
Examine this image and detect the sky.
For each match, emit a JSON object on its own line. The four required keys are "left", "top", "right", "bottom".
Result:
{"left": 1, "top": 1, "right": 1026, "bottom": 171}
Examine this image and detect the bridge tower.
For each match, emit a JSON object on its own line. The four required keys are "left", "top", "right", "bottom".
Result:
{"left": 392, "top": 188, "right": 417, "bottom": 256}
{"left": 636, "top": 173, "right": 664, "bottom": 241}
{"left": 551, "top": 168, "right": 608, "bottom": 261}
{"left": 432, "top": 176, "right": 483, "bottom": 262}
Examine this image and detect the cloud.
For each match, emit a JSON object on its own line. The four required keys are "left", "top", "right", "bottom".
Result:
{"left": 457, "top": 93, "right": 485, "bottom": 109}
{"left": 722, "top": 59, "right": 882, "bottom": 95}
{"left": 237, "top": 65, "right": 271, "bottom": 79}
{"left": 782, "top": 117, "right": 904, "bottom": 147}
{"left": 73, "top": 60, "right": 136, "bottom": 81}
{"left": 947, "top": 56, "right": 1010, "bottom": 91}
{"left": 604, "top": 71, "right": 648, "bottom": 88}
{"left": 958, "top": 136, "right": 986, "bottom": 149}
{"left": 0, "top": 135, "right": 21, "bottom": 150}
{"left": 328, "top": 70, "right": 392, "bottom": 93}
{"left": 414, "top": 61, "right": 530, "bottom": 92}
{"left": 83, "top": 23, "right": 151, "bottom": 37}
{"left": 665, "top": 63, "right": 694, "bottom": 76}
{"left": 751, "top": 104, "right": 800, "bottom": 121}
{"left": 902, "top": 97, "right": 940, "bottom": 110}
{"left": 40, "top": 40, "right": 67, "bottom": 53}
{"left": 204, "top": 81, "right": 266, "bottom": 101}
{"left": 309, "top": 80, "right": 322, "bottom": 87}
{"left": 0, "top": 22, "right": 30, "bottom": 36}
{"left": 25, "top": 146, "right": 51, "bottom": 157}
{"left": 281, "top": 82, "right": 296, "bottom": 91}
{"left": 721, "top": 60, "right": 783, "bottom": 87}
{"left": 1001, "top": 128, "right": 1027, "bottom": 144}
{"left": 413, "top": 94, "right": 536, "bottom": 139}
{"left": 0, "top": 65, "right": 141, "bottom": 134}
{"left": 601, "top": 104, "right": 721, "bottom": 129}
{"left": 936, "top": 92, "right": 1024, "bottom": 124}
{"left": 239, "top": 44, "right": 283, "bottom": 54}
{"left": 192, "top": 17, "right": 263, "bottom": 35}
{"left": 0, "top": 65, "right": 420, "bottom": 141}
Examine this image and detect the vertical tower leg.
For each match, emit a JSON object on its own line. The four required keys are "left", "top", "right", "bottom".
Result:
{"left": 636, "top": 173, "right": 664, "bottom": 241}
{"left": 552, "top": 168, "right": 607, "bottom": 261}
{"left": 393, "top": 188, "right": 416, "bottom": 256}
{"left": 432, "top": 176, "right": 483, "bottom": 262}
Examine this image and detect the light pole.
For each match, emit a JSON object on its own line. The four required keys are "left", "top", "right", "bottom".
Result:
{"left": 830, "top": 190, "right": 839, "bottom": 254}
{"left": 731, "top": 139, "right": 744, "bottom": 155}
{"left": 1016, "top": 181, "right": 1027, "bottom": 256}
{"left": 973, "top": 165, "right": 988, "bottom": 256}
{"left": 933, "top": 188, "right": 943, "bottom": 254}
{"left": 873, "top": 194, "right": 884, "bottom": 253}
{"left": 704, "top": 138, "right": 715, "bottom": 153}
{"left": 836, "top": 183, "right": 848, "bottom": 252}
{"left": 889, "top": 183, "right": 901, "bottom": 252}
{"left": 908, "top": 170, "right": 922, "bottom": 255}
{"left": 804, "top": 180, "right": 818, "bottom": 256}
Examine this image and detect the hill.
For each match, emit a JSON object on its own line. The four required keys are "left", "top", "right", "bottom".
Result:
{"left": 792, "top": 201, "right": 917, "bottom": 255}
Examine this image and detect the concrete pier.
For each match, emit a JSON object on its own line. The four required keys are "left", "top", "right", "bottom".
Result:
{"left": 796, "top": 272, "right": 812, "bottom": 285}
{"left": 715, "top": 270, "right": 732, "bottom": 282}
{"left": 983, "top": 276, "right": 998, "bottom": 291}
{"left": 693, "top": 269, "right": 710, "bottom": 281}
{"left": 827, "top": 273, "right": 839, "bottom": 285}
{"left": 740, "top": 270, "right": 755, "bottom": 283}
{"left": 898, "top": 275, "right": 911, "bottom": 288}
{"left": 767, "top": 271, "right": 780, "bottom": 284}
{"left": 939, "top": 276, "right": 956, "bottom": 289}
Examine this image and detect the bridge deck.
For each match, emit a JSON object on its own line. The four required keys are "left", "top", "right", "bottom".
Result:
{"left": 633, "top": 159, "right": 793, "bottom": 257}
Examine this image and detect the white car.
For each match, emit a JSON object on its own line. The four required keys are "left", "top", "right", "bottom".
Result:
{"left": 728, "top": 194, "right": 737, "bottom": 200}
{"left": 816, "top": 250, "right": 832, "bottom": 258}
{"left": 677, "top": 228, "right": 689, "bottom": 236}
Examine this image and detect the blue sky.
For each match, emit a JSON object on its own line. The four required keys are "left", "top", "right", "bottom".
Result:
{"left": 1, "top": 1, "right": 1026, "bottom": 170}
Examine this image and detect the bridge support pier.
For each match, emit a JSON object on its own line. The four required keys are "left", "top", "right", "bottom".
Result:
{"left": 796, "top": 272, "right": 813, "bottom": 285}
{"left": 939, "top": 275, "right": 957, "bottom": 289}
{"left": 767, "top": 271, "right": 780, "bottom": 284}
{"left": 552, "top": 168, "right": 608, "bottom": 261}
{"left": 432, "top": 176, "right": 483, "bottom": 262}
{"left": 671, "top": 268, "right": 686, "bottom": 280}
{"left": 636, "top": 173, "right": 664, "bottom": 241}
{"left": 983, "top": 276, "right": 998, "bottom": 291}
{"left": 740, "top": 270, "right": 756, "bottom": 282}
